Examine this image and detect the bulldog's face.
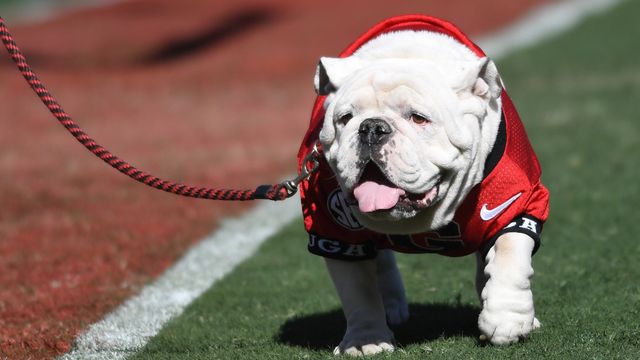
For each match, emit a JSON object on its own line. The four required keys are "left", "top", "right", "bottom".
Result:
{"left": 316, "top": 55, "right": 502, "bottom": 233}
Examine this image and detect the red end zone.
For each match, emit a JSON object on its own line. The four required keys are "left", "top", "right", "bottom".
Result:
{"left": 0, "top": 0, "right": 551, "bottom": 358}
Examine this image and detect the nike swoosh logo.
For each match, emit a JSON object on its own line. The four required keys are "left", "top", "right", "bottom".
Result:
{"left": 480, "top": 192, "right": 522, "bottom": 221}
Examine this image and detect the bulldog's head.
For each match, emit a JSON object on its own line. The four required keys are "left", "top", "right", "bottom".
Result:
{"left": 316, "top": 38, "right": 503, "bottom": 234}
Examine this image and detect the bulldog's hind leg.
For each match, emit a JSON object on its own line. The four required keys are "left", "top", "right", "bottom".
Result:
{"left": 325, "top": 257, "right": 395, "bottom": 356}
{"left": 376, "top": 250, "right": 409, "bottom": 326}
{"left": 477, "top": 232, "right": 541, "bottom": 345}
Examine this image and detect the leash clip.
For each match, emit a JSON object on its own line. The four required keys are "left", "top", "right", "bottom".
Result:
{"left": 282, "top": 143, "right": 320, "bottom": 197}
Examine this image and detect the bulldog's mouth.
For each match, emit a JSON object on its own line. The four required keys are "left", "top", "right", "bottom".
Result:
{"left": 352, "top": 162, "right": 439, "bottom": 213}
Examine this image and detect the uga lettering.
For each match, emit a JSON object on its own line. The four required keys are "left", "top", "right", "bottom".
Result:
{"left": 308, "top": 233, "right": 375, "bottom": 259}
{"left": 309, "top": 234, "right": 341, "bottom": 253}
{"left": 343, "top": 244, "right": 367, "bottom": 257}
{"left": 318, "top": 239, "right": 341, "bottom": 253}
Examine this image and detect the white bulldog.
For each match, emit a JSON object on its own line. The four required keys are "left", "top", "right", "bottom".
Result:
{"left": 299, "top": 17, "right": 549, "bottom": 357}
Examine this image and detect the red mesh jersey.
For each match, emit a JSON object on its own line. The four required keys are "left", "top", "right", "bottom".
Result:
{"left": 298, "top": 15, "right": 549, "bottom": 259}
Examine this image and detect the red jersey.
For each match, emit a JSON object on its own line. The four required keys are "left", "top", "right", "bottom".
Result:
{"left": 298, "top": 15, "right": 550, "bottom": 260}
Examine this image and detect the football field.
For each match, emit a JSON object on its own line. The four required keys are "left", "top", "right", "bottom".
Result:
{"left": 129, "top": 1, "right": 640, "bottom": 359}
{"left": 2, "top": 0, "right": 639, "bottom": 359}
{"left": 2, "top": 1, "right": 555, "bottom": 358}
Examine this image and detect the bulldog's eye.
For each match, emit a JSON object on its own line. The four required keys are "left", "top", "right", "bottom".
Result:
{"left": 410, "top": 113, "right": 430, "bottom": 125}
{"left": 338, "top": 113, "right": 353, "bottom": 124}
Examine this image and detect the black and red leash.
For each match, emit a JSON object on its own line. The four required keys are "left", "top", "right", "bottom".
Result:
{"left": 0, "top": 17, "right": 319, "bottom": 201}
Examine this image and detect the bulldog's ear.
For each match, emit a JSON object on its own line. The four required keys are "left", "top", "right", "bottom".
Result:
{"left": 314, "top": 56, "right": 365, "bottom": 95}
{"left": 452, "top": 57, "right": 503, "bottom": 100}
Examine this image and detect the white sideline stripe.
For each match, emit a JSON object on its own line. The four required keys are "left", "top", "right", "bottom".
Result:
{"left": 1, "top": 0, "right": 126, "bottom": 25}
{"left": 60, "top": 197, "right": 301, "bottom": 360}
{"left": 474, "top": 0, "right": 624, "bottom": 59}
{"left": 60, "top": 0, "right": 624, "bottom": 358}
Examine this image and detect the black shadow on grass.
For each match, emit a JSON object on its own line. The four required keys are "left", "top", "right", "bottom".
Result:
{"left": 275, "top": 303, "right": 480, "bottom": 350}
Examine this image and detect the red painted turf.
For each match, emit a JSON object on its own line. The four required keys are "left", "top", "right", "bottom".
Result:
{"left": 0, "top": 0, "right": 551, "bottom": 358}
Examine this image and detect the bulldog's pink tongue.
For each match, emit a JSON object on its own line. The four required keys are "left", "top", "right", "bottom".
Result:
{"left": 353, "top": 181, "right": 405, "bottom": 213}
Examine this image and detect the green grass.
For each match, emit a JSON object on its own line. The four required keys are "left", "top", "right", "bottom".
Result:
{"left": 132, "top": 1, "right": 640, "bottom": 359}
{"left": 0, "top": 0, "right": 42, "bottom": 8}
{"left": 0, "top": 0, "right": 23, "bottom": 7}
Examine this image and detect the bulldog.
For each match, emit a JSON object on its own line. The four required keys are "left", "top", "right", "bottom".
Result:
{"left": 297, "top": 15, "right": 549, "bottom": 356}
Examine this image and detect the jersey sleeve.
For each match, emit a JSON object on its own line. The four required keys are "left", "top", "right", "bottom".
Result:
{"left": 481, "top": 182, "right": 549, "bottom": 256}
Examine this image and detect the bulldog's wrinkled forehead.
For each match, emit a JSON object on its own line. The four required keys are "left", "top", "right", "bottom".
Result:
{"left": 333, "top": 62, "right": 453, "bottom": 114}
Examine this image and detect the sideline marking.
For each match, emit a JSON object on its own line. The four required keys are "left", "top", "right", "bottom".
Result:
{"left": 0, "top": 0, "right": 126, "bottom": 25}
{"left": 60, "top": 197, "right": 301, "bottom": 360}
{"left": 475, "top": 0, "right": 624, "bottom": 59}
{"left": 61, "top": 0, "right": 624, "bottom": 358}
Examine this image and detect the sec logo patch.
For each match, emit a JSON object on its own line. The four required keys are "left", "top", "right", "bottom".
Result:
{"left": 327, "top": 189, "right": 363, "bottom": 230}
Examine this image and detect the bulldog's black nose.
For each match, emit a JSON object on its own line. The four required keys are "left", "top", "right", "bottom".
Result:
{"left": 359, "top": 118, "right": 392, "bottom": 145}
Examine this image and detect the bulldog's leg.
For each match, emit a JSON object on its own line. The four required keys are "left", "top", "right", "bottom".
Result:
{"left": 477, "top": 232, "right": 541, "bottom": 345}
{"left": 376, "top": 250, "right": 409, "bottom": 326}
{"left": 475, "top": 252, "right": 488, "bottom": 303}
{"left": 325, "top": 257, "right": 395, "bottom": 356}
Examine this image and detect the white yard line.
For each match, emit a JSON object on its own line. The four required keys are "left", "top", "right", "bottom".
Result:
{"left": 474, "top": 0, "right": 624, "bottom": 59}
{"left": 1, "top": 0, "right": 126, "bottom": 25}
{"left": 60, "top": 0, "right": 624, "bottom": 358}
{"left": 61, "top": 197, "right": 301, "bottom": 360}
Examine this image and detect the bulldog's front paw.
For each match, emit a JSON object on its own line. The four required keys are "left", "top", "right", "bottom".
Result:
{"left": 333, "top": 322, "right": 395, "bottom": 356}
{"left": 478, "top": 284, "right": 539, "bottom": 345}
{"left": 333, "top": 340, "right": 395, "bottom": 357}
